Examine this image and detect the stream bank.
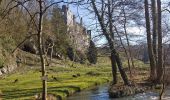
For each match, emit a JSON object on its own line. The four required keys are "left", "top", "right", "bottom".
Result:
{"left": 67, "top": 83, "right": 170, "bottom": 100}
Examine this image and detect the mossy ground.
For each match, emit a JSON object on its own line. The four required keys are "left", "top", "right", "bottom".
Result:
{"left": 0, "top": 57, "right": 113, "bottom": 100}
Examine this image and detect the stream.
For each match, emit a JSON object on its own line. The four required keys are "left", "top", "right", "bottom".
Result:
{"left": 67, "top": 84, "right": 170, "bottom": 100}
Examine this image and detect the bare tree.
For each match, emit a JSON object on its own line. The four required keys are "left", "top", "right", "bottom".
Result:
{"left": 121, "top": 5, "right": 134, "bottom": 78}
{"left": 114, "top": 25, "right": 132, "bottom": 78}
{"left": 151, "top": 0, "right": 157, "bottom": 64}
{"left": 37, "top": 0, "right": 47, "bottom": 99}
{"left": 91, "top": 0, "right": 129, "bottom": 85}
{"left": 144, "top": 0, "right": 157, "bottom": 81}
{"left": 156, "top": 0, "right": 163, "bottom": 83}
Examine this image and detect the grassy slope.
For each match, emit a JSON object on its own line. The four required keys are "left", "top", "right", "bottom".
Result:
{"left": 0, "top": 57, "right": 112, "bottom": 100}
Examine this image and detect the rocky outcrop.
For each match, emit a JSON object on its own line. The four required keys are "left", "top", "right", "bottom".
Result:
{"left": 0, "top": 64, "right": 17, "bottom": 75}
{"left": 1, "top": 67, "right": 7, "bottom": 74}
{"left": 0, "top": 53, "right": 17, "bottom": 75}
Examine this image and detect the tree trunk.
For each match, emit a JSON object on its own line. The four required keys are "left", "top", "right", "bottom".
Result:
{"left": 110, "top": 42, "right": 129, "bottom": 85}
{"left": 107, "top": 0, "right": 117, "bottom": 84}
{"left": 113, "top": 49, "right": 129, "bottom": 85}
{"left": 38, "top": 0, "right": 47, "bottom": 99}
{"left": 151, "top": 0, "right": 157, "bottom": 63}
{"left": 159, "top": 48, "right": 166, "bottom": 100}
{"left": 157, "top": 0, "right": 163, "bottom": 83}
{"left": 110, "top": 50, "right": 117, "bottom": 84}
{"left": 151, "top": 0, "right": 158, "bottom": 82}
{"left": 144, "top": 0, "right": 157, "bottom": 81}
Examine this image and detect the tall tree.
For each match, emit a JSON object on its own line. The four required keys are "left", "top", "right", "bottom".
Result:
{"left": 107, "top": 0, "right": 117, "bottom": 84}
{"left": 151, "top": 0, "right": 158, "bottom": 82}
{"left": 144, "top": 0, "right": 157, "bottom": 81}
{"left": 151, "top": 0, "right": 157, "bottom": 63}
{"left": 37, "top": 0, "right": 47, "bottom": 99}
{"left": 121, "top": 5, "right": 134, "bottom": 78}
{"left": 156, "top": 0, "right": 163, "bottom": 83}
{"left": 91, "top": 0, "right": 129, "bottom": 85}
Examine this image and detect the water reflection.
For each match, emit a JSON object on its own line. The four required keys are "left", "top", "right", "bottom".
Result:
{"left": 67, "top": 84, "right": 170, "bottom": 100}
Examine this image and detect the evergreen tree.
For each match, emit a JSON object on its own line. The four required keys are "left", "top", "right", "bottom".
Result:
{"left": 87, "top": 40, "right": 97, "bottom": 64}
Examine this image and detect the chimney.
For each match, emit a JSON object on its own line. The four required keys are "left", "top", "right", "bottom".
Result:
{"left": 80, "top": 17, "right": 83, "bottom": 25}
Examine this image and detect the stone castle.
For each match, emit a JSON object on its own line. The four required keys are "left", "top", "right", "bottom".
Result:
{"left": 61, "top": 5, "right": 90, "bottom": 53}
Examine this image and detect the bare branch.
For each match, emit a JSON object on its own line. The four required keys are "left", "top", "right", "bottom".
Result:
{"left": 18, "top": 3, "right": 39, "bottom": 31}
{"left": 0, "top": 0, "right": 30, "bottom": 23}
{"left": 162, "top": 8, "right": 170, "bottom": 13}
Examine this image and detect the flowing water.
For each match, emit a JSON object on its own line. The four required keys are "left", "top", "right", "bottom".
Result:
{"left": 67, "top": 84, "right": 170, "bottom": 100}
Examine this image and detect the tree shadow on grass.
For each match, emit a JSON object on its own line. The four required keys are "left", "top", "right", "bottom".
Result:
{"left": 2, "top": 85, "right": 81, "bottom": 99}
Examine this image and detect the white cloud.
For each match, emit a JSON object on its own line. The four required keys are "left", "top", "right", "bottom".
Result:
{"left": 127, "top": 27, "right": 145, "bottom": 35}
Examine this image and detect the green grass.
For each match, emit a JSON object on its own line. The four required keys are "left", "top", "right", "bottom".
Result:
{"left": 0, "top": 57, "right": 112, "bottom": 100}
{"left": 0, "top": 56, "right": 149, "bottom": 100}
